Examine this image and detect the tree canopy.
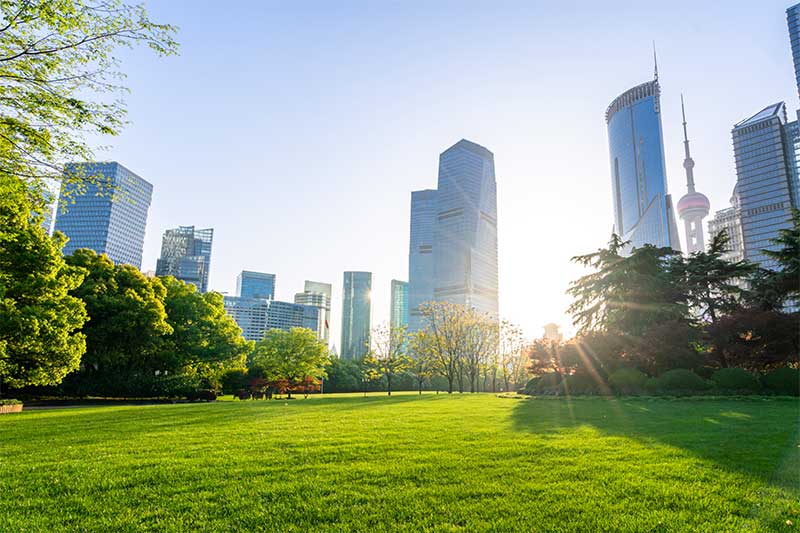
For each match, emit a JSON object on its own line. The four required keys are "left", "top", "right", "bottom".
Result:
{"left": 250, "top": 328, "right": 330, "bottom": 398}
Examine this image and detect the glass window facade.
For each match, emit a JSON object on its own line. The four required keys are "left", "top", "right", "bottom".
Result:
{"left": 237, "top": 271, "right": 275, "bottom": 300}
{"left": 54, "top": 162, "right": 153, "bottom": 268}
{"left": 224, "top": 296, "right": 319, "bottom": 342}
{"left": 390, "top": 279, "right": 409, "bottom": 330}
{"left": 788, "top": 3, "right": 800, "bottom": 100}
{"left": 606, "top": 80, "right": 680, "bottom": 252}
{"left": 155, "top": 226, "right": 214, "bottom": 292}
{"left": 407, "top": 189, "right": 437, "bottom": 332}
{"left": 294, "top": 280, "right": 332, "bottom": 345}
{"left": 340, "top": 271, "right": 371, "bottom": 360}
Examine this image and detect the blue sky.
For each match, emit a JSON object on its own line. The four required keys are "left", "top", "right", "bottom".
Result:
{"left": 99, "top": 0, "right": 798, "bottom": 343}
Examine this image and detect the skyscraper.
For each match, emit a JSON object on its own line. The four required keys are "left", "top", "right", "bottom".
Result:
{"left": 708, "top": 186, "right": 744, "bottom": 264}
{"left": 155, "top": 226, "right": 214, "bottom": 292}
{"left": 390, "top": 279, "right": 409, "bottom": 330}
{"left": 731, "top": 103, "right": 798, "bottom": 270}
{"left": 433, "top": 139, "right": 499, "bottom": 317}
{"left": 605, "top": 65, "right": 680, "bottom": 252}
{"left": 676, "top": 96, "right": 710, "bottom": 254}
{"left": 788, "top": 3, "right": 800, "bottom": 100}
{"left": 224, "top": 296, "right": 319, "bottom": 342}
{"left": 294, "top": 280, "right": 332, "bottom": 344}
{"left": 237, "top": 271, "right": 275, "bottom": 300}
{"left": 340, "top": 271, "right": 371, "bottom": 360}
{"left": 407, "top": 188, "right": 437, "bottom": 331}
{"left": 54, "top": 162, "right": 153, "bottom": 268}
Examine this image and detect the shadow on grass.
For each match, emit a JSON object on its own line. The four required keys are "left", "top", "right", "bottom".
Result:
{"left": 509, "top": 396, "right": 799, "bottom": 489}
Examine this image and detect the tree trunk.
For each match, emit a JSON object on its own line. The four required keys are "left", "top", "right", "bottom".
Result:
{"left": 387, "top": 374, "right": 392, "bottom": 396}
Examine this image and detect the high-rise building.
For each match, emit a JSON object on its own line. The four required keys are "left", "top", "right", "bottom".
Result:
{"left": 788, "top": 3, "right": 800, "bottom": 100}
{"left": 237, "top": 271, "right": 275, "bottom": 300}
{"left": 676, "top": 96, "right": 710, "bottom": 254}
{"left": 605, "top": 66, "right": 680, "bottom": 252}
{"left": 708, "top": 186, "right": 745, "bottom": 263}
{"left": 731, "top": 102, "right": 798, "bottom": 270}
{"left": 390, "top": 280, "right": 409, "bottom": 330}
{"left": 294, "top": 280, "right": 332, "bottom": 344}
{"left": 408, "top": 189, "right": 437, "bottom": 331}
{"left": 54, "top": 162, "right": 153, "bottom": 268}
{"left": 340, "top": 271, "right": 371, "bottom": 360}
{"left": 155, "top": 226, "right": 213, "bottom": 292}
{"left": 542, "top": 323, "right": 563, "bottom": 343}
{"left": 433, "top": 139, "right": 499, "bottom": 317}
{"left": 224, "top": 296, "right": 319, "bottom": 342}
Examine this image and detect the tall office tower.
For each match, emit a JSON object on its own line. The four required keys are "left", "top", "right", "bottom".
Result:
{"left": 708, "top": 186, "right": 745, "bottom": 263}
{"left": 54, "top": 162, "right": 153, "bottom": 268}
{"left": 605, "top": 65, "right": 681, "bottom": 252}
{"left": 223, "top": 296, "right": 319, "bottom": 342}
{"left": 433, "top": 139, "right": 499, "bottom": 319}
{"left": 294, "top": 280, "right": 332, "bottom": 344}
{"left": 788, "top": 3, "right": 800, "bottom": 100}
{"left": 676, "top": 96, "right": 710, "bottom": 254}
{"left": 731, "top": 103, "right": 799, "bottom": 270}
{"left": 340, "top": 271, "right": 372, "bottom": 360}
{"left": 237, "top": 271, "right": 275, "bottom": 300}
{"left": 155, "top": 226, "right": 214, "bottom": 292}
{"left": 542, "top": 323, "right": 563, "bottom": 343}
{"left": 407, "top": 189, "right": 437, "bottom": 331}
{"left": 390, "top": 279, "right": 409, "bottom": 330}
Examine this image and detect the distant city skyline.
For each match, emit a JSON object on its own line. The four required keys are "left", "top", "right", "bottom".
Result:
{"left": 83, "top": 0, "right": 797, "bottom": 339}
{"left": 155, "top": 226, "right": 214, "bottom": 292}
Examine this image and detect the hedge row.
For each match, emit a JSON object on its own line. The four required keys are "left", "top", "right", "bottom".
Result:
{"left": 524, "top": 367, "right": 799, "bottom": 396}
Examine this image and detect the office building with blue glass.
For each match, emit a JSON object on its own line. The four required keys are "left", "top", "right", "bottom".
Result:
{"left": 155, "top": 226, "right": 214, "bottom": 292}
{"left": 340, "top": 271, "right": 372, "bottom": 360}
{"left": 788, "top": 3, "right": 800, "bottom": 101}
{"left": 407, "top": 189, "right": 437, "bottom": 331}
{"left": 54, "top": 162, "right": 153, "bottom": 268}
{"left": 237, "top": 271, "right": 275, "bottom": 300}
{"left": 605, "top": 76, "right": 680, "bottom": 252}
{"left": 224, "top": 296, "right": 319, "bottom": 342}
{"left": 390, "top": 279, "right": 409, "bottom": 330}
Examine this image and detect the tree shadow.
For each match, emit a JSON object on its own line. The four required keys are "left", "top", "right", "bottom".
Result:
{"left": 509, "top": 396, "right": 799, "bottom": 489}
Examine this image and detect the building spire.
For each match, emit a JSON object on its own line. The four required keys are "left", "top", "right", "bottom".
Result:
{"left": 681, "top": 94, "right": 696, "bottom": 193}
{"left": 653, "top": 41, "right": 659, "bottom": 81}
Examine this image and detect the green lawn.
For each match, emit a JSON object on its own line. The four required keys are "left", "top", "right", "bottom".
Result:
{"left": 1, "top": 394, "right": 798, "bottom": 532}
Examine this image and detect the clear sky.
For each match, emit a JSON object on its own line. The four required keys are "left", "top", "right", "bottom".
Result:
{"left": 98, "top": 0, "right": 798, "bottom": 344}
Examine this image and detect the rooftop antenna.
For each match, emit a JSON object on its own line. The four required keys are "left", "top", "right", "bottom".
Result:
{"left": 653, "top": 41, "right": 659, "bottom": 81}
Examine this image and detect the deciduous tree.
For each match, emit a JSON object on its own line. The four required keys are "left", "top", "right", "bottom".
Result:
{"left": 250, "top": 328, "right": 330, "bottom": 399}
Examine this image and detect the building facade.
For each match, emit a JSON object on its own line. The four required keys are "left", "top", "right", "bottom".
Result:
{"left": 707, "top": 187, "right": 745, "bottom": 263}
{"left": 390, "top": 279, "right": 409, "bottom": 330}
{"left": 731, "top": 103, "right": 798, "bottom": 270}
{"left": 294, "top": 280, "right": 332, "bottom": 344}
{"left": 223, "top": 296, "right": 319, "bottom": 342}
{"left": 605, "top": 77, "right": 680, "bottom": 252}
{"left": 407, "top": 189, "right": 437, "bottom": 331}
{"left": 54, "top": 162, "right": 153, "bottom": 268}
{"left": 340, "top": 271, "right": 372, "bottom": 360}
{"left": 237, "top": 271, "right": 275, "bottom": 300}
{"left": 788, "top": 3, "right": 800, "bottom": 100}
{"left": 155, "top": 226, "right": 214, "bottom": 292}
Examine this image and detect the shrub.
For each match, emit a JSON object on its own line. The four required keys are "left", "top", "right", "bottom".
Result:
{"left": 560, "top": 373, "right": 606, "bottom": 395}
{"left": 608, "top": 368, "right": 648, "bottom": 395}
{"left": 761, "top": 367, "right": 800, "bottom": 396}
{"left": 524, "top": 373, "right": 561, "bottom": 395}
{"left": 220, "top": 369, "right": 249, "bottom": 394}
{"left": 186, "top": 389, "right": 217, "bottom": 402}
{"left": 0, "top": 399, "right": 22, "bottom": 406}
{"left": 649, "top": 369, "right": 710, "bottom": 395}
{"left": 711, "top": 368, "right": 761, "bottom": 393}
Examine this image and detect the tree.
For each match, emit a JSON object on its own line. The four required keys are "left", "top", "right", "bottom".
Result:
{"left": 367, "top": 323, "right": 409, "bottom": 396}
{"left": 498, "top": 321, "right": 524, "bottom": 392}
{"left": 159, "top": 276, "right": 252, "bottom": 385}
{"left": 64, "top": 249, "right": 172, "bottom": 394}
{"left": 408, "top": 331, "right": 436, "bottom": 394}
{"left": 684, "top": 230, "right": 755, "bottom": 324}
{"left": 417, "top": 302, "right": 467, "bottom": 394}
{"left": 462, "top": 311, "right": 497, "bottom": 393}
{"left": 0, "top": 0, "right": 177, "bottom": 183}
{"left": 568, "top": 236, "right": 688, "bottom": 337}
{"left": 749, "top": 209, "right": 800, "bottom": 309}
{"left": 249, "top": 328, "right": 330, "bottom": 399}
{"left": 0, "top": 176, "right": 87, "bottom": 391}
{"left": 323, "top": 357, "right": 362, "bottom": 393}
{"left": 706, "top": 308, "right": 799, "bottom": 371}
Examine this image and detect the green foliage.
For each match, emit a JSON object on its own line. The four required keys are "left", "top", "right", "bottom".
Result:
{"left": 0, "top": 177, "right": 87, "bottom": 389}
{"left": 608, "top": 368, "right": 648, "bottom": 395}
{"left": 367, "top": 323, "right": 410, "bottom": 395}
{"left": 648, "top": 369, "right": 711, "bottom": 395}
{"left": 752, "top": 209, "right": 800, "bottom": 308}
{"left": 250, "top": 328, "right": 330, "bottom": 398}
{"left": 761, "top": 367, "right": 800, "bottom": 396}
{"left": 0, "top": 398, "right": 22, "bottom": 405}
{"left": 0, "top": 0, "right": 177, "bottom": 182}
{"left": 322, "top": 358, "right": 362, "bottom": 393}
{"left": 710, "top": 368, "right": 761, "bottom": 393}
{"left": 706, "top": 309, "right": 799, "bottom": 371}
{"left": 524, "top": 373, "right": 562, "bottom": 395}
{"left": 220, "top": 368, "right": 249, "bottom": 395}
{"left": 560, "top": 373, "right": 606, "bottom": 395}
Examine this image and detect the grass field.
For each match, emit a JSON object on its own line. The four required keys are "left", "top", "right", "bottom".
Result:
{"left": 1, "top": 393, "right": 798, "bottom": 532}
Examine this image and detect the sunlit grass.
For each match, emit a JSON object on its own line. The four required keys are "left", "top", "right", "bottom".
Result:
{"left": 1, "top": 394, "right": 797, "bottom": 531}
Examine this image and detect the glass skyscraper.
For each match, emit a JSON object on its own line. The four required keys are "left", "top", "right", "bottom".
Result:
{"left": 54, "top": 162, "right": 153, "bottom": 268}
{"left": 237, "top": 271, "right": 275, "bottom": 300}
{"left": 294, "top": 280, "right": 332, "bottom": 344}
{"left": 605, "top": 78, "right": 680, "bottom": 252}
{"left": 390, "top": 279, "right": 409, "bottom": 330}
{"left": 155, "top": 226, "right": 214, "bottom": 292}
{"left": 788, "top": 3, "right": 800, "bottom": 100}
{"left": 340, "top": 271, "right": 371, "bottom": 360}
{"left": 433, "top": 139, "right": 499, "bottom": 318}
{"left": 731, "top": 103, "right": 799, "bottom": 270}
{"left": 224, "top": 296, "right": 319, "bottom": 342}
{"left": 407, "top": 189, "right": 437, "bottom": 331}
